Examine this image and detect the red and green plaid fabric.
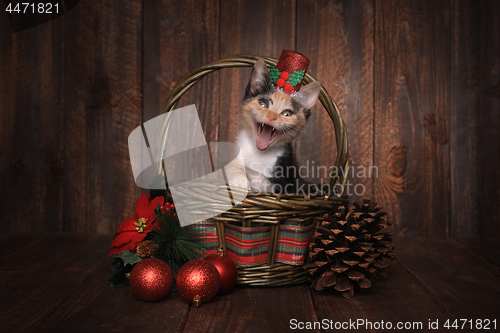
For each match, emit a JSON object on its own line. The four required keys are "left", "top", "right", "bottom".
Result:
{"left": 196, "top": 221, "right": 315, "bottom": 266}
{"left": 189, "top": 221, "right": 219, "bottom": 256}
{"left": 225, "top": 224, "right": 271, "bottom": 266}
{"left": 275, "top": 223, "right": 316, "bottom": 265}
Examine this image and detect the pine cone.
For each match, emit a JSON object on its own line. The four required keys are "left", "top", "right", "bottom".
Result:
{"left": 136, "top": 240, "right": 157, "bottom": 259}
{"left": 304, "top": 198, "right": 394, "bottom": 298}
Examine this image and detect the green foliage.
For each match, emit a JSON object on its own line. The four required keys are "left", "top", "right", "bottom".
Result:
{"left": 109, "top": 251, "right": 142, "bottom": 287}
{"left": 287, "top": 69, "right": 305, "bottom": 87}
{"left": 119, "top": 251, "right": 143, "bottom": 266}
{"left": 269, "top": 66, "right": 305, "bottom": 87}
{"left": 148, "top": 207, "right": 206, "bottom": 276}
{"left": 269, "top": 65, "right": 280, "bottom": 84}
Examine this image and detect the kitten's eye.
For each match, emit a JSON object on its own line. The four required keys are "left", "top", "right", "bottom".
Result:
{"left": 281, "top": 109, "right": 294, "bottom": 117}
{"left": 258, "top": 99, "right": 268, "bottom": 108}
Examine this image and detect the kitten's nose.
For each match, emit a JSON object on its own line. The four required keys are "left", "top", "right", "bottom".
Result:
{"left": 267, "top": 113, "right": 276, "bottom": 122}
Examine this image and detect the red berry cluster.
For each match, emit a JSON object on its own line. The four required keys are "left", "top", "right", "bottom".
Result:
{"left": 276, "top": 71, "right": 293, "bottom": 92}
{"left": 159, "top": 202, "right": 175, "bottom": 213}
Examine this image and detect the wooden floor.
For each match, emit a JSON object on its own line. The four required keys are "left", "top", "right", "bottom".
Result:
{"left": 1, "top": 234, "right": 499, "bottom": 333}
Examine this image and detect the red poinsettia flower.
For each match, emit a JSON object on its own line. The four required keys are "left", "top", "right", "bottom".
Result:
{"left": 109, "top": 193, "right": 164, "bottom": 256}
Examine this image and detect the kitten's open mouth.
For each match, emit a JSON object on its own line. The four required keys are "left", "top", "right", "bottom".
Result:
{"left": 255, "top": 122, "right": 281, "bottom": 150}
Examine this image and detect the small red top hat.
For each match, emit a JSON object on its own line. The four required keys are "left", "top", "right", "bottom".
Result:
{"left": 269, "top": 50, "right": 310, "bottom": 94}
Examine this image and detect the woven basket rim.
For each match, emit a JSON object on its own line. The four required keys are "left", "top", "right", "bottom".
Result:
{"left": 158, "top": 53, "right": 350, "bottom": 195}
{"left": 155, "top": 54, "right": 351, "bottom": 284}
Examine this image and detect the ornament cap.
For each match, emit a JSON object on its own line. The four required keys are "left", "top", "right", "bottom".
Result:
{"left": 193, "top": 295, "right": 202, "bottom": 307}
{"left": 216, "top": 246, "right": 226, "bottom": 257}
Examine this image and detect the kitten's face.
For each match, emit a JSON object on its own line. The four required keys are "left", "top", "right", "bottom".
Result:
{"left": 242, "top": 90, "right": 308, "bottom": 150}
{"left": 242, "top": 60, "right": 321, "bottom": 151}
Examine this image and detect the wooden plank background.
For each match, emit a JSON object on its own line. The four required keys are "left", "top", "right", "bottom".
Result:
{"left": 0, "top": 0, "right": 498, "bottom": 238}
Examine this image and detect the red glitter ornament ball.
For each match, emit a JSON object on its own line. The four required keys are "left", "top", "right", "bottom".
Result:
{"left": 204, "top": 251, "right": 238, "bottom": 294}
{"left": 176, "top": 259, "right": 221, "bottom": 306}
{"left": 129, "top": 258, "right": 174, "bottom": 302}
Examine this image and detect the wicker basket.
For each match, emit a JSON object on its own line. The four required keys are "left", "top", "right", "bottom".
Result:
{"left": 158, "top": 54, "right": 349, "bottom": 286}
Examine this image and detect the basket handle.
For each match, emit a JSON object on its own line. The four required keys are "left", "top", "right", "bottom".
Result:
{"left": 157, "top": 54, "right": 349, "bottom": 195}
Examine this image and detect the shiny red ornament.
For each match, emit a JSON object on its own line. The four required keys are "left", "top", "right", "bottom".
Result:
{"left": 129, "top": 258, "right": 174, "bottom": 302}
{"left": 276, "top": 78, "right": 285, "bottom": 87}
{"left": 204, "top": 250, "right": 238, "bottom": 294}
{"left": 176, "top": 259, "right": 221, "bottom": 306}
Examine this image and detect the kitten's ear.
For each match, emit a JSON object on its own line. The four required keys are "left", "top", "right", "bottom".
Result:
{"left": 297, "top": 81, "right": 322, "bottom": 110}
{"left": 244, "top": 59, "right": 273, "bottom": 99}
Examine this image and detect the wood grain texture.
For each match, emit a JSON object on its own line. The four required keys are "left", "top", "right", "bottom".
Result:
{"left": 37, "top": 260, "right": 190, "bottom": 333}
{"left": 143, "top": 0, "right": 219, "bottom": 184}
{"left": 450, "top": 0, "right": 500, "bottom": 238}
{"left": 296, "top": 0, "right": 374, "bottom": 202}
{"left": 475, "top": 1, "right": 500, "bottom": 238}
{"left": 183, "top": 285, "right": 318, "bottom": 333}
{"left": 373, "top": 0, "right": 450, "bottom": 237}
{"left": 459, "top": 238, "right": 500, "bottom": 268}
{"left": 3, "top": 234, "right": 500, "bottom": 332}
{"left": 0, "top": 232, "right": 46, "bottom": 260}
{"left": 0, "top": 13, "right": 64, "bottom": 232}
{"left": 62, "top": 1, "right": 143, "bottom": 233}
{"left": 394, "top": 237, "right": 500, "bottom": 320}
{"left": 312, "top": 261, "right": 460, "bottom": 332}
{"left": 0, "top": 234, "right": 109, "bottom": 332}
{"left": 0, "top": 1, "right": 499, "bottom": 237}
{"left": 143, "top": 0, "right": 220, "bottom": 140}
{"left": 219, "top": 0, "right": 296, "bottom": 144}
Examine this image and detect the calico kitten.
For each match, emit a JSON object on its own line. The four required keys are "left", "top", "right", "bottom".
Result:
{"left": 226, "top": 59, "right": 321, "bottom": 193}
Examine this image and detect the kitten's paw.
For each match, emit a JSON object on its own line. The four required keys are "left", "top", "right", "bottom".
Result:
{"left": 228, "top": 177, "right": 251, "bottom": 190}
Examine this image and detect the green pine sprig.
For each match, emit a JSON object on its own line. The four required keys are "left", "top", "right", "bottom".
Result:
{"left": 148, "top": 207, "right": 206, "bottom": 276}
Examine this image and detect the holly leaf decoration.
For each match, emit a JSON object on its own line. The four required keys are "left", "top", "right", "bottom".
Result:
{"left": 269, "top": 65, "right": 280, "bottom": 84}
{"left": 117, "top": 250, "right": 143, "bottom": 266}
{"left": 109, "top": 251, "right": 142, "bottom": 287}
{"left": 287, "top": 69, "right": 305, "bottom": 87}
{"left": 109, "top": 257, "right": 130, "bottom": 287}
